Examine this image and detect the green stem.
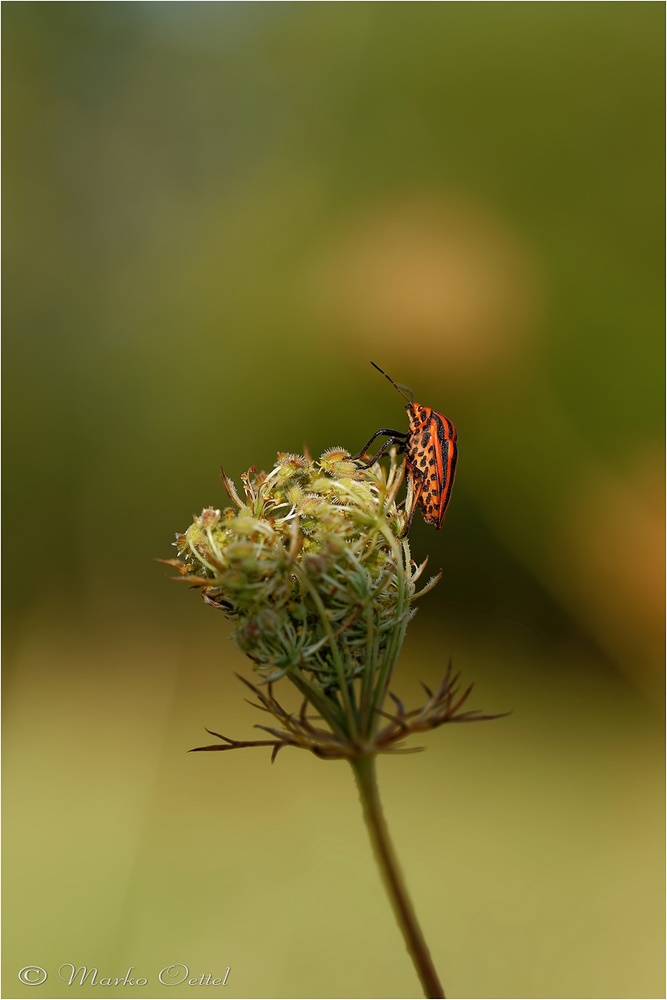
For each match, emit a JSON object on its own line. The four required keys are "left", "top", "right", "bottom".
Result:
{"left": 368, "top": 528, "right": 411, "bottom": 733}
{"left": 293, "top": 565, "right": 359, "bottom": 737}
{"left": 350, "top": 755, "right": 445, "bottom": 999}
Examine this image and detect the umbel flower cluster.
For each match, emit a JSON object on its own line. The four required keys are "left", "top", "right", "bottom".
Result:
{"left": 165, "top": 448, "right": 499, "bottom": 760}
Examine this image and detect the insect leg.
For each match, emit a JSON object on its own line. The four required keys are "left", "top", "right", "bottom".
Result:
{"left": 348, "top": 428, "right": 408, "bottom": 463}
{"left": 353, "top": 436, "right": 409, "bottom": 470}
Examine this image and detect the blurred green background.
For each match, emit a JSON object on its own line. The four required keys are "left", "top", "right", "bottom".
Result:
{"left": 4, "top": 4, "right": 664, "bottom": 998}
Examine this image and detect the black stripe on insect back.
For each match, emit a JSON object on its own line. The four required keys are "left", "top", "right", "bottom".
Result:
{"left": 441, "top": 438, "right": 458, "bottom": 513}
{"left": 435, "top": 415, "right": 458, "bottom": 515}
{"left": 437, "top": 414, "right": 456, "bottom": 443}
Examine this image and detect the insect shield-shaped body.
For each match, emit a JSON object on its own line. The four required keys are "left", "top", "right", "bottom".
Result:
{"left": 350, "top": 362, "right": 458, "bottom": 536}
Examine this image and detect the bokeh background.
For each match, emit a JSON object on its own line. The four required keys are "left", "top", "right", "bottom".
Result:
{"left": 4, "top": 4, "right": 664, "bottom": 999}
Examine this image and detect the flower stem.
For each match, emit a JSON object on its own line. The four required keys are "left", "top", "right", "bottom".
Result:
{"left": 350, "top": 755, "right": 446, "bottom": 999}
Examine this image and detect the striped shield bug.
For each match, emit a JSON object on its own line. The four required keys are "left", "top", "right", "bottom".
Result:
{"left": 349, "top": 362, "right": 458, "bottom": 536}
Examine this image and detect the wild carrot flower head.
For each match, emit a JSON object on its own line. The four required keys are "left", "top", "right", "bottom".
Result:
{"left": 165, "top": 448, "right": 501, "bottom": 758}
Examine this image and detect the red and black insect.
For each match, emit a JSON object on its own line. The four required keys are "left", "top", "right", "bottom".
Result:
{"left": 350, "top": 362, "right": 458, "bottom": 535}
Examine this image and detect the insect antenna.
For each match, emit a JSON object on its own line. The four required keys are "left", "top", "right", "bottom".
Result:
{"left": 369, "top": 361, "right": 414, "bottom": 403}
